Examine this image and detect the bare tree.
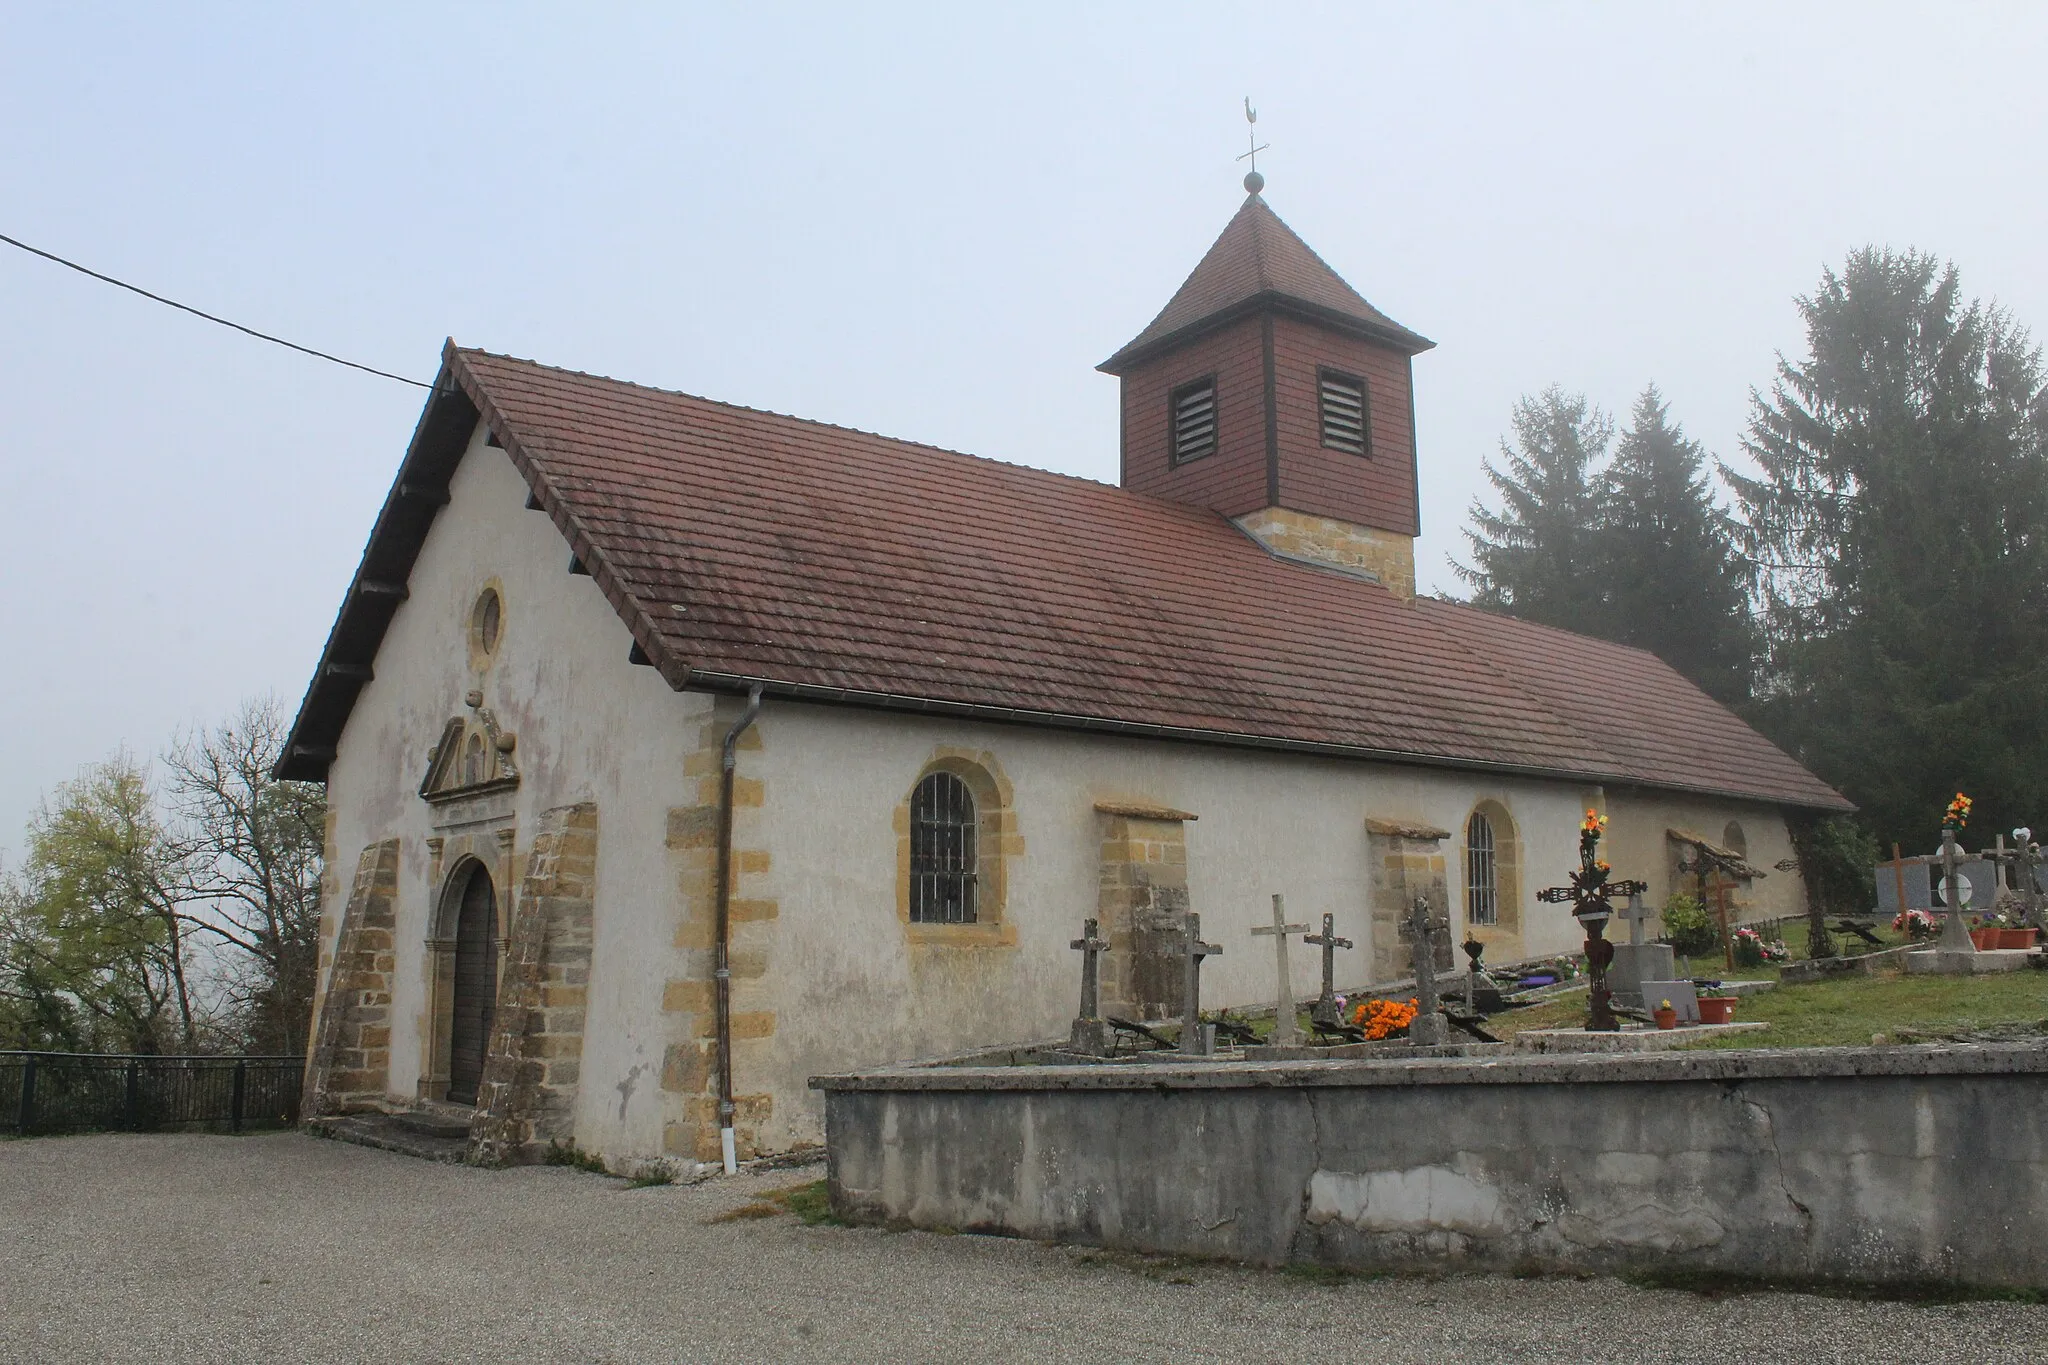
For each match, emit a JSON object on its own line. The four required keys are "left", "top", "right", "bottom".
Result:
{"left": 165, "top": 698, "right": 326, "bottom": 1054}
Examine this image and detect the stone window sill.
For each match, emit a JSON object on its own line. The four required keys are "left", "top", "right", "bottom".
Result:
{"left": 904, "top": 921, "right": 1018, "bottom": 949}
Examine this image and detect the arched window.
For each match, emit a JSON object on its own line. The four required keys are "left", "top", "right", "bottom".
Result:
{"left": 1722, "top": 821, "right": 1747, "bottom": 857}
{"left": 463, "top": 732, "right": 486, "bottom": 787}
{"left": 910, "top": 771, "right": 978, "bottom": 924}
{"left": 1466, "top": 811, "right": 1498, "bottom": 926}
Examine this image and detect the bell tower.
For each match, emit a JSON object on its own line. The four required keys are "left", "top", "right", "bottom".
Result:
{"left": 1099, "top": 185, "right": 1433, "bottom": 596}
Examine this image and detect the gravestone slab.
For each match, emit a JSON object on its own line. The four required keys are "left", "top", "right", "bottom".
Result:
{"left": 1874, "top": 859, "right": 1932, "bottom": 914}
{"left": 1639, "top": 979, "right": 1699, "bottom": 1024}
{"left": 1609, "top": 942, "right": 1677, "bottom": 1011}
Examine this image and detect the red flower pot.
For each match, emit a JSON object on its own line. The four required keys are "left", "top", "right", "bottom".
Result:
{"left": 1971, "top": 928, "right": 1997, "bottom": 950}
{"left": 1697, "top": 997, "right": 1737, "bottom": 1025}
{"left": 1999, "top": 928, "right": 2037, "bottom": 950}
{"left": 1653, "top": 1008, "right": 1678, "bottom": 1030}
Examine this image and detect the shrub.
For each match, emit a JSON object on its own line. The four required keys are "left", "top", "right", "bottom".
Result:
{"left": 1659, "top": 894, "right": 1720, "bottom": 958}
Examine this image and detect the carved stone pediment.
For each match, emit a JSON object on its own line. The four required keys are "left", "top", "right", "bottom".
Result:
{"left": 420, "top": 693, "right": 520, "bottom": 804}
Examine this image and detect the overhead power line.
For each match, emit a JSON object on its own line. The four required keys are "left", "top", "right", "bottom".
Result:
{"left": 0, "top": 230, "right": 432, "bottom": 388}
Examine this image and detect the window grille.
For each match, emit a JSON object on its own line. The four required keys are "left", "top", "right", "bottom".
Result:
{"left": 1318, "top": 368, "right": 1370, "bottom": 455}
{"left": 1466, "top": 812, "right": 1497, "bottom": 926}
{"left": 1170, "top": 377, "right": 1217, "bottom": 464}
{"left": 910, "top": 772, "right": 978, "bottom": 924}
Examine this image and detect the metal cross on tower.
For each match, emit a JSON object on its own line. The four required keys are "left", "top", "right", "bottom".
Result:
{"left": 1237, "top": 97, "right": 1270, "bottom": 194}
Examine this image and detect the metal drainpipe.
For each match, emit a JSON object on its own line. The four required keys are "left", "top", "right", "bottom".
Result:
{"left": 713, "top": 683, "right": 764, "bottom": 1175}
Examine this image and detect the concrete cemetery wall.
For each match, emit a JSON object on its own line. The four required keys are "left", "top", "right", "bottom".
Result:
{"left": 818, "top": 1046, "right": 2048, "bottom": 1289}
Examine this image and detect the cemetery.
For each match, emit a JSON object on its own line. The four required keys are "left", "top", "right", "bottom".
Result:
{"left": 815, "top": 806, "right": 2048, "bottom": 1292}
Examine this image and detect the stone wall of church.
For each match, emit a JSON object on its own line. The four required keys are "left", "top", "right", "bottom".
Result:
{"left": 316, "top": 421, "right": 713, "bottom": 1165}
{"left": 738, "top": 707, "right": 1803, "bottom": 1156}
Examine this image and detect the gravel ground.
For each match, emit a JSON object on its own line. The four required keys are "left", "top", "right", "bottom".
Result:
{"left": 3, "top": 1131, "right": 2043, "bottom": 1364}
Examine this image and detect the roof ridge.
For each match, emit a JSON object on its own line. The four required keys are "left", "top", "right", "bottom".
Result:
{"left": 455, "top": 345, "right": 1169, "bottom": 505}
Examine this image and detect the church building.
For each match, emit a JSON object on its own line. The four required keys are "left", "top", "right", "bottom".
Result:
{"left": 280, "top": 187, "right": 1849, "bottom": 1170}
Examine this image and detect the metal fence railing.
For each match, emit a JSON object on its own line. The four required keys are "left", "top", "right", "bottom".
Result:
{"left": 0, "top": 1052, "right": 303, "bottom": 1137}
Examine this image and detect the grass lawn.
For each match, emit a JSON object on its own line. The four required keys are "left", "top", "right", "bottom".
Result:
{"left": 1485, "top": 968, "right": 2048, "bottom": 1049}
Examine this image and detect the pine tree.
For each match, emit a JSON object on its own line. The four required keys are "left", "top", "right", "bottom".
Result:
{"left": 1598, "top": 386, "right": 1758, "bottom": 705}
{"left": 1727, "top": 248, "right": 2048, "bottom": 847}
{"left": 1456, "top": 386, "right": 1612, "bottom": 633}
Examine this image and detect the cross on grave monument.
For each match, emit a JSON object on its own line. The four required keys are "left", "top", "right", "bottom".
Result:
{"left": 1981, "top": 829, "right": 2045, "bottom": 932}
{"left": 1404, "top": 895, "right": 1450, "bottom": 1046}
{"left": 1536, "top": 811, "right": 1647, "bottom": 1033}
{"left": 1179, "top": 911, "right": 1223, "bottom": 1056}
{"left": 1607, "top": 887, "right": 1676, "bottom": 1013}
{"left": 1934, "top": 827, "right": 1977, "bottom": 954}
{"left": 1305, "top": 913, "right": 1354, "bottom": 1027}
{"left": 1250, "top": 895, "right": 1310, "bottom": 1045}
{"left": 1068, "top": 917, "right": 1111, "bottom": 1055}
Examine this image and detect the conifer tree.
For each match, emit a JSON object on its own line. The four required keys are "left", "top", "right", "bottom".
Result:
{"left": 1456, "top": 386, "right": 1612, "bottom": 634}
{"left": 1599, "top": 386, "right": 1757, "bottom": 705}
{"left": 1728, "top": 248, "right": 2048, "bottom": 846}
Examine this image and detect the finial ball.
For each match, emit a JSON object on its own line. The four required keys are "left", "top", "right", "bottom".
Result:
{"left": 1243, "top": 169, "right": 1265, "bottom": 195}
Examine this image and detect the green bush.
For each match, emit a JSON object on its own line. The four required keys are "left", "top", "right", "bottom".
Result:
{"left": 1659, "top": 893, "right": 1721, "bottom": 958}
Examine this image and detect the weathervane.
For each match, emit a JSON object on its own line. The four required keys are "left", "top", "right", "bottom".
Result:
{"left": 1238, "top": 97, "right": 1269, "bottom": 194}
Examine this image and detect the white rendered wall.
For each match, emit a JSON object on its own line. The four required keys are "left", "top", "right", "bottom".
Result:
{"left": 320, "top": 423, "right": 709, "bottom": 1157}
{"left": 743, "top": 706, "right": 1803, "bottom": 1153}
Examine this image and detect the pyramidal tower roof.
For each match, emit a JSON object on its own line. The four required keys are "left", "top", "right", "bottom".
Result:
{"left": 1100, "top": 193, "right": 1433, "bottom": 373}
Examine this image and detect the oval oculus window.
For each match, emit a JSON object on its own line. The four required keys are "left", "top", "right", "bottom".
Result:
{"left": 471, "top": 587, "right": 503, "bottom": 659}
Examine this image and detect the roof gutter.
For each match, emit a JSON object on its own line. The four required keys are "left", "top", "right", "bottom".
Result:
{"left": 678, "top": 670, "right": 1853, "bottom": 815}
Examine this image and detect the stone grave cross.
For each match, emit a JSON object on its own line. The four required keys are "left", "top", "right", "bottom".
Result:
{"left": 1068, "top": 917, "right": 1111, "bottom": 1055}
{"left": 1404, "top": 895, "right": 1449, "bottom": 1046}
{"left": 1982, "top": 829, "right": 2044, "bottom": 931}
{"left": 1179, "top": 911, "right": 1222, "bottom": 1056}
{"left": 1304, "top": 913, "right": 1353, "bottom": 1026}
{"left": 1936, "top": 827, "right": 1977, "bottom": 953}
{"left": 1250, "top": 895, "right": 1310, "bottom": 1045}
{"left": 2017, "top": 829, "right": 2044, "bottom": 931}
{"left": 1617, "top": 888, "right": 1654, "bottom": 946}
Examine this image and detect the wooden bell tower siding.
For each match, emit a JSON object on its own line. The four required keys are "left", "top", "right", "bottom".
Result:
{"left": 1103, "top": 193, "right": 1432, "bottom": 597}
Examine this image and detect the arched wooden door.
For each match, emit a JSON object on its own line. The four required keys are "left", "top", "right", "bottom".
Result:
{"left": 447, "top": 864, "right": 498, "bottom": 1106}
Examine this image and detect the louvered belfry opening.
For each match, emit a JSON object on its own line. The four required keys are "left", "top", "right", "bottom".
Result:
{"left": 447, "top": 863, "right": 498, "bottom": 1106}
{"left": 1169, "top": 376, "right": 1217, "bottom": 464}
{"left": 910, "top": 772, "right": 978, "bottom": 924}
{"left": 1318, "top": 368, "right": 1370, "bottom": 455}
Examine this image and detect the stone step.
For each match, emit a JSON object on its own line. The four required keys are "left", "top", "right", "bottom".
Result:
{"left": 390, "top": 1107, "right": 474, "bottom": 1140}
{"left": 309, "top": 1113, "right": 471, "bottom": 1163}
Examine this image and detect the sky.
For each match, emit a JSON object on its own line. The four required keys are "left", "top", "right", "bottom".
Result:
{"left": 3, "top": 3, "right": 2047, "bottom": 858}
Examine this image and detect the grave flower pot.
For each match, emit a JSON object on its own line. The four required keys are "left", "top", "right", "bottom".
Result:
{"left": 1971, "top": 928, "right": 1998, "bottom": 950}
{"left": 1653, "top": 1006, "right": 1678, "bottom": 1030}
{"left": 1697, "top": 996, "right": 1737, "bottom": 1025}
{"left": 1998, "top": 928, "right": 2037, "bottom": 950}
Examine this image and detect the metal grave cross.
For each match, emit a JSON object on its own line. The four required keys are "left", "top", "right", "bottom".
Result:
{"left": 1304, "top": 913, "right": 1354, "bottom": 1027}
{"left": 1180, "top": 911, "right": 1224, "bottom": 1056}
{"left": 1250, "top": 895, "right": 1311, "bottom": 1046}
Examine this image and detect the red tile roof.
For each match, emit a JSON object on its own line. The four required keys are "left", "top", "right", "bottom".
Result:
{"left": 1101, "top": 195, "right": 1434, "bottom": 371}
{"left": 274, "top": 344, "right": 1847, "bottom": 811}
